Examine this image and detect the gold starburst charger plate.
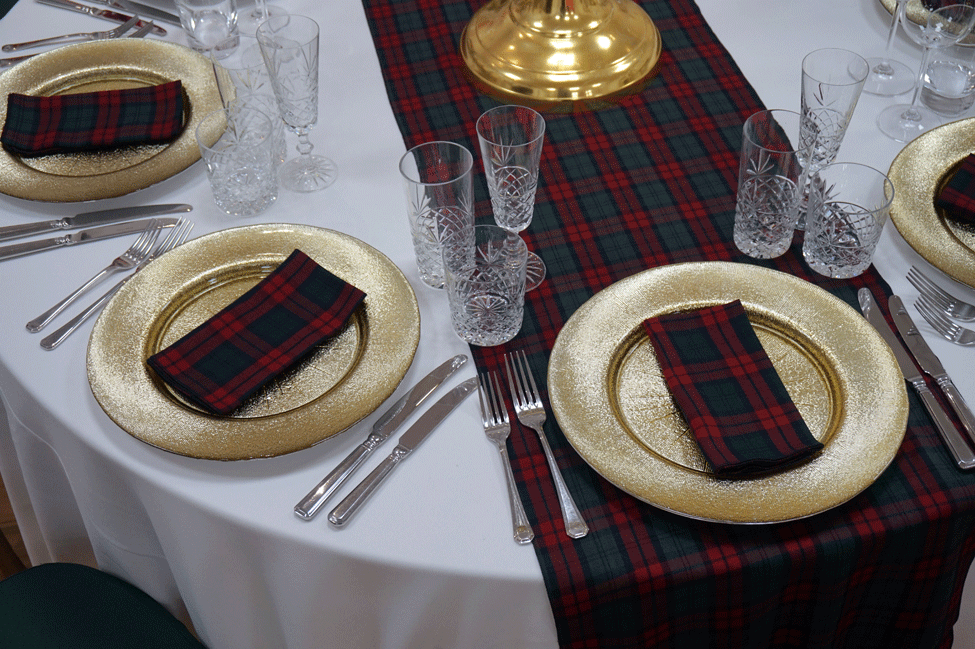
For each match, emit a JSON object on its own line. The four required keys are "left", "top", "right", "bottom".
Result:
{"left": 888, "top": 117, "right": 975, "bottom": 288}
{"left": 548, "top": 262, "right": 908, "bottom": 524}
{"left": 0, "top": 38, "right": 223, "bottom": 202}
{"left": 87, "top": 224, "right": 420, "bottom": 461}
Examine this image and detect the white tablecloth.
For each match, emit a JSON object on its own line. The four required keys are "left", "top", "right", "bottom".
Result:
{"left": 0, "top": 0, "right": 972, "bottom": 647}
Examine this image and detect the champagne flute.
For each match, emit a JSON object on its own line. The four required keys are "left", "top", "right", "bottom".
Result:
{"left": 257, "top": 14, "right": 337, "bottom": 192}
{"left": 476, "top": 105, "right": 547, "bottom": 292}
{"left": 878, "top": 2, "right": 975, "bottom": 142}
{"left": 863, "top": 0, "right": 916, "bottom": 96}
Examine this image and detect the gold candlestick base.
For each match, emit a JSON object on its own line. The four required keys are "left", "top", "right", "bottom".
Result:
{"left": 460, "top": 0, "right": 662, "bottom": 112}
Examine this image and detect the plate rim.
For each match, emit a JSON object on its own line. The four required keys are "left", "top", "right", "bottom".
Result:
{"left": 548, "top": 261, "right": 909, "bottom": 524}
{"left": 888, "top": 117, "right": 975, "bottom": 289}
{"left": 86, "top": 223, "right": 421, "bottom": 461}
{"left": 0, "top": 38, "right": 223, "bottom": 202}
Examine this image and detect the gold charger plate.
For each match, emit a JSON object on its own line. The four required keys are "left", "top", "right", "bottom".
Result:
{"left": 87, "top": 224, "right": 420, "bottom": 461}
{"left": 548, "top": 262, "right": 908, "bottom": 524}
{"left": 0, "top": 38, "right": 223, "bottom": 202}
{"left": 888, "top": 117, "right": 975, "bottom": 288}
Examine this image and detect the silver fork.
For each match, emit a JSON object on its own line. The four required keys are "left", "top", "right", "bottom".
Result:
{"left": 26, "top": 219, "right": 163, "bottom": 333}
{"left": 2, "top": 16, "right": 139, "bottom": 52}
{"left": 907, "top": 265, "right": 975, "bottom": 322}
{"left": 0, "top": 19, "right": 151, "bottom": 69}
{"left": 915, "top": 295, "right": 975, "bottom": 346}
{"left": 40, "top": 219, "right": 193, "bottom": 350}
{"left": 124, "top": 21, "right": 155, "bottom": 39}
{"left": 478, "top": 372, "right": 534, "bottom": 545}
{"left": 504, "top": 350, "right": 589, "bottom": 539}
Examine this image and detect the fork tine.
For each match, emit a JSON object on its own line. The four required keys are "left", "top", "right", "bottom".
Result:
{"left": 916, "top": 295, "right": 956, "bottom": 337}
{"left": 477, "top": 373, "right": 492, "bottom": 424}
{"left": 489, "top": 371, "right": 508, "bottom": 425}
{"left": 908, "top": 267, "right": 953, "bottom": 312}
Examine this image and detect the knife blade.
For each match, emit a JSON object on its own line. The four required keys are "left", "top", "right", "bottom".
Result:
{"left": 328, "top": 377, "right": 478, "bottom": 527}
{"left": 889, "top": 294, "right": 975, "bottom": 447}
{"left": 93, "top": 0, "right": 181, "bottom": 25}
{"left": 36, "top": 0, "right": 167, "bottom": 35}
{"left": 0, "top": 204, "right": 191, "bottom": 242}
{"left": 0, "top": 217, "right": 177, "bottom": 261}
{"left": 294, "top": 355, "right": 470, "bottom": 520}
{"left": 858, "top": 288, "right": 975, "bottom": 469}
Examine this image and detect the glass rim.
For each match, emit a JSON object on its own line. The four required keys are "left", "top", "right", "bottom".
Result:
{"left": 742, "top": 109, "right": 803, "bottom": 154}
{"left": 475, "top": 104, "right": 546, "bottom": 147}
{"left": 195, "top": 106, "right": 275, "bottom": 152}
{"left": 814, "top": 161, "right": 895, "bottom": 210}
{"left": 801, "top": 47, "right": 869, "bottom": 85}
{"left": 256, "top": 14, "right": 319, "bottom": 47}
{"left": 398, "top": 140, "right": 474, "bottom": 185}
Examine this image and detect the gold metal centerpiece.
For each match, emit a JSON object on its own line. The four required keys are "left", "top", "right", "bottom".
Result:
{"left": 460, "top": 0, "right": 662, "bottom": 111}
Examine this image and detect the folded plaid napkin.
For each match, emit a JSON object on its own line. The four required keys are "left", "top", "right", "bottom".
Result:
{"left": 1, "top": 80, "right": 184, "bottom": 157}
{"left": 642, "top": 300, "right": 823, "bottom": 477}
{"left": 147, "top": 249, "right": 366, "bottom": 415}
{"left": 936, "top": 154, "right": 975, "bottom": 226}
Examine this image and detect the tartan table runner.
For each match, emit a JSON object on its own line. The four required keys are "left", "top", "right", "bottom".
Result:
{"left": 642, "top": 300, "right": 823, "bottom": 477}
{"left": 360, "top": 0, "right": 975, "bottom": 646}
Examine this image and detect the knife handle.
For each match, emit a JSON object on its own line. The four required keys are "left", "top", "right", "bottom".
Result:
{"left": 0, "top": 220, "right": 60, "bottom": 241}
{"left": 328, "top": 446, "right": 410, "bottom": 527}
{"left": 294, "top": 442, "right": 376, "bottom": 520}
{"left": 0, "top": 236, "right": 62, "bottom": 261}
{"left": 915, "top": 382, "right": 975, "bottom": 470}
{"left": 937, "top": 378, "right": 975, "bottom": 447}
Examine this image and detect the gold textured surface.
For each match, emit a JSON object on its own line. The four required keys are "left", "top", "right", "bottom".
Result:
{"left": 888, "top": 117, "right": 975, "bottom": 288}
{"left": 0, "top": 39, "right": 223, "bottom": 202}
{"left": 459, "top": 0, "right": 662, "bottom": 111}
{"left": 879, "top": 0, "right": 975, "bottom": 45}
{"left": 548, "top": 262, "right": 908, "bottom": 524}
{"left": 87, "top": 224, "right": 420, "bottom": 461}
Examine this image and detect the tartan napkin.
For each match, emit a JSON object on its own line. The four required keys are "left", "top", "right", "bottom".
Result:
{"left": 1, "top": 80, "right": 184, "bottom": 157}
{"left": 147, "top": 249, "right": 366, "bottom": 415}
{"left": 642, "top": 300, "right": 823, "bottom": 477}
{"left": 936, "top": 154, "right": 975, "bottom": 226}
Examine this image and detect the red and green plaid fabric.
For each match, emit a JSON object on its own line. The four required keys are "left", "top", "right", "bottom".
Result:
{"left": 361, "top": 0, "right": 975, "bottom": 646}
{"left": 147, "top": 249, "right": 365, "bottom": 415}
{"left": 0, "top": 80, "right": 184, "bottom": 157}
{"left": 936, "top": 154, "right": 975, "bottom": 226}
{"left": 642, "top": 300, "right": 822, "bottom": 477}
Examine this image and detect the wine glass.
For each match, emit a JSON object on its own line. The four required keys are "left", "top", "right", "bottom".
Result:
{"left": 475, "top": 105, "right": 546, "bottom": 291}
{"left": 863, "top": 0, "right": 916, "bottom": 96}
{"left": 237, "top": 0, "right": 284, "bottom": 37}
{"left": 257, "top": 14, "right": 337, "bottom": 192}
{"left": 878, "top": 2, "right": 975, "bottom": 142}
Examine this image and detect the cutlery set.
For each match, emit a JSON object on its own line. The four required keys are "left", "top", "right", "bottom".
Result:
{"left": 860, "top": 285, "right": 975, "bottom": 470}
{"left": 0, "top": 204, "right": 194, "bottom": 349}
{"left": 0, "top": 15, "right": 155, "bottom": 67}
{"left": 296, "top": 351, "right": 589, "bottom": 541}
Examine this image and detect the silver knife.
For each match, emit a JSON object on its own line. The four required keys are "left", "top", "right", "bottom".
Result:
{"left": 295, "top": 354, "right": 469, "bottom": 520}
{"left": 889, "top": 294, "right": 975, "bottom": 447}
{"left": 36, "top": 0, "right": 167, "bottom": 36}
{"left": 0, "top": 204, "right": 191, "bottom": 242}
{"left": 328, "top": 377, "right": 478, "bottom": 527}
{"left": 0, "top": 217, "right": 177, "bottom": 261}
{"left": 858, "top": 288, "right": 975, "bottom": 470}
{"left": 92, "top": 0, "right": 181, "bottom": 25}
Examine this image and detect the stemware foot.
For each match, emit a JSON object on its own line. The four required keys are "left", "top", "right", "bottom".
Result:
{"left": 877, "top": 102, "right": 942, "bottom": 142}
{"left": 279, "top": 154, "right": 338, "bottom": 192}
{"left": 525, "top": 251, "right": 546, "bottom": 291}
{"left": 863, "top": 56, "right": 916, "bottom": 96}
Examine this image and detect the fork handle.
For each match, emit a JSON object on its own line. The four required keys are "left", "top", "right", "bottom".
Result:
{"left": 2, "top": 32, "right": 99, "bottom": 52}
{"left": 937, "top": 377, "right": 975, "bottom": 447}
{"left": 528, "top": 424, "right": 589, "bottom": 538}
{"left": 26, "top": 265, "right": 117, "bottom": 332}
{"left": 39, "top": 278, "right": 125, "bottom": 350}
{"left": 498, "top": 446, "right": 534, "bottom": 544}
